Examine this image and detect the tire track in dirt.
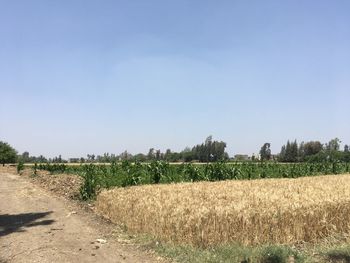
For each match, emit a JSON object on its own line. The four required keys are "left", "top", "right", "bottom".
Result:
{"left": 0, "top": 172, "right": 164, "bottom": 263}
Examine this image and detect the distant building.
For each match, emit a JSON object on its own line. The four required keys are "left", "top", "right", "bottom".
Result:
{"left": 69, "top": 158, "right": 80, "bottom": 163}
{"left": 234, "top": 154, "right": 250, "bottom": 161}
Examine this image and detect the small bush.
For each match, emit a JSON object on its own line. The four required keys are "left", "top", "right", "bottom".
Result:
{"left": 32, "top": 162, "right": 38, "bottom": 176}
{"left": 184, "top": 163, "right": 202, "bottom": 182}
{"left": 325, "top": 247, "right": 350, "bottom": 262}
{"left": 80, "top": 164, "right": 99, "bottom": 200}
{"left": 259, "top": 245, "right": 304, "bottom": 263}
{"left": 17, "top": 160, "right": 24, "bottom": 174}
{"left": 147, "top": 161, "right": 169, "bottom": 184}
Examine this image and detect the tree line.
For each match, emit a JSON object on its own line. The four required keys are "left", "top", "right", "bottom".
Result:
{"left": 0, "top": 136, "right": 228, "bottom": 164}
{"left": 260, "top": 138, "right": 350, "bottom": 162}
{"left": 1, "top": 136, "right": 350, "bottom": 165}
{"left": 92, "top": 136, "right": 228, "bottom": 163}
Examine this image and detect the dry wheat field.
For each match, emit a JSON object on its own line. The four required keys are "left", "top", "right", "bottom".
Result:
{"left": 96, "top": 174, "right": 350, "bottom": 247}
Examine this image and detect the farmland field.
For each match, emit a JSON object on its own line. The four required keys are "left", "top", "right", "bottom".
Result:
{"left": 9, "top": 162, "right": 350, "bottom": 262}
{"left": 33, "top": 161, "right": 350, "bottom": 195}
{"left": 96, "top": 174, "right": 350, "bottom": 248}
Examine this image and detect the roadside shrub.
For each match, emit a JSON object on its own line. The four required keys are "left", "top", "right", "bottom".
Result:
{"left": 258, "top": 246, "right": 304, "bottom": 263}
{"left": 17, "top": 160, "right": 24, "bottom": 174}
{"left": 147, "top": 161, "right": 169, "bottom": 184}
{"left": 184, "top": 163, "right": 202, "bottom": 182}
{"left": 80, "top": 164, "right": 99, "bottom": 200}
{"left": 325, "top": 246, "right": 350, "bottom": 262}
{"left": 205, "top": 162, "right": 228, "bottom": 181}
{"left": 32, "top": 162, "right": 38, "bottom": 176}
{"left": 121, "top": 161, "right": 143, "bottom": 187}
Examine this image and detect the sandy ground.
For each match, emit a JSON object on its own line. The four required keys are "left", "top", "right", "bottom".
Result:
{"left": 0, "top": 171, "right": 164, "bottom": 263}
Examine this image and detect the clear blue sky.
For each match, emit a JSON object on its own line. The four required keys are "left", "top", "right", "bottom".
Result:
{"left": 1, "top": 0, "right": 349, "bottom": 158}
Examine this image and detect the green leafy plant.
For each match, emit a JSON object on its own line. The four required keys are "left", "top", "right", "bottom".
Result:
{"left": 17, "top": 160, "right": 24, "bottom": 174}
{"left": 80, "top": 164, "right": 99, "bottom": 200}
{"left": 258, "top": 245, "right": 304, "bottom": 263}
{"left": 147, "top": 161, "right": 169, "bottom": 184}
{"left": 32, "top": 162, "right": 38, "bottom": 176}
{"left": 184, "top": 163, "right": 202, "bottom": 182}
{"left": 38, "top": 161, "right": 350, "bottom": 189}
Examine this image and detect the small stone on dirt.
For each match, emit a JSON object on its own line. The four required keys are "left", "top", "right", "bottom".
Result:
{"left": 96, "top": 238, "right": 107, "bottom": 244}
{"left": 66, "top": 211, "right": 77, "bottom": 217}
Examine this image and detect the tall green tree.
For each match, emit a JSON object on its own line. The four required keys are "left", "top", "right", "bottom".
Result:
{"left": 260, "top": 143, "right": 271, "bottom": 161}
{"left": 345, "top": 145, "right": 349, "bottom": 153}
{"left": 0, "top": 141, "right": 17, "bottom": 166}
{"left": 284, "top": 140, "right": 292, "bottom": 162}
{"left": 298, "top": 141, "right": 305, "bottom": 160}
{"left": 279, "top": 140, "right": 299, "bottom": 162}
{"left": 304, "top": 141, "right": 323, "bottom": 156}
{"left": 290, "top": 140, "right": 299, "bottom": 162}
{"left": 155, "top": 149, "right": 161, "bottom": 160}
{"left": 326, "top": 138, "right": 341, "bottom": 152}
{"left": 164, "top": 149, "right": 172, "bottom": 161}
{"left": 279, "top": 145, "right": 286, "bottom": 161}
{"left": 147, "top": 148, "right": 155, "bottom": 160}
{"left": 192, "top": 136, "right": 227, "bottom": 162}
{"left": 181, "top": 147, "right": 194, "bottom": 162}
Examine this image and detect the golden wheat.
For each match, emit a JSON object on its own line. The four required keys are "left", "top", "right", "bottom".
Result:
{"left": 96, "top": 174, "right": 350, "bottom": 247}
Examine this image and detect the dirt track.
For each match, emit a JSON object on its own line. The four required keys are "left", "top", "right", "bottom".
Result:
{"left": 0, "top": 171, "right": 163, "bottom": 263}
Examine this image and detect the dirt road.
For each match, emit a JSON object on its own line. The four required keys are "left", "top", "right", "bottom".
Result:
{"left": 0, "top": 172, "right": 162, "bottom": 263}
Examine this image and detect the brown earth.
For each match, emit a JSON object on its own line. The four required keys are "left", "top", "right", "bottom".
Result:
{"left": 0, "top": 168, "right": 166, "bottom": 263}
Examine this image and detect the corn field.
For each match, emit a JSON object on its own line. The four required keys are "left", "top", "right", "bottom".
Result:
{"left": 34, "top": 161, "right": 350, "bottom": 200}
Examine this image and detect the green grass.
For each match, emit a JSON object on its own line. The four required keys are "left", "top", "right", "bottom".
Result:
{"left": 129, "top": 236, "right": 309, "bottom": 263}
{"left": 323, "top": 246, "right": 350, "bottom": 263}
{"left": 152, "top": 243, "right": 309, "bottom": 263}
{"left": 133, "top": 235, "right": 350, "bottom": 263}
{"left": 258, "top": 245, "right": 306, "bottom": 263}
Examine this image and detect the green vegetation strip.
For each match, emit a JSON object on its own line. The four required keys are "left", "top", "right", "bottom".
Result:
{"left": 31, "top": 161, "right": 350, "bottom": 200}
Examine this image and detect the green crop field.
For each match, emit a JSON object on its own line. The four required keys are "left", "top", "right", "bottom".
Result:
{"left": 32, "top": 161, "right": 350, "bottom": 200}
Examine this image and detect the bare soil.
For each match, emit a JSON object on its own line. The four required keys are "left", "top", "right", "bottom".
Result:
{"left": 0, "top": 168, "right": 166, "bottom": 263}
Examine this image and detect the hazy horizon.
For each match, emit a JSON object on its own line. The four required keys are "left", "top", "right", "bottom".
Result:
{"left": 1, "top": 136, "right": 349, "bottom": 160}
{"left": 1, "top": 1, "right": 349, "bottom": 159}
